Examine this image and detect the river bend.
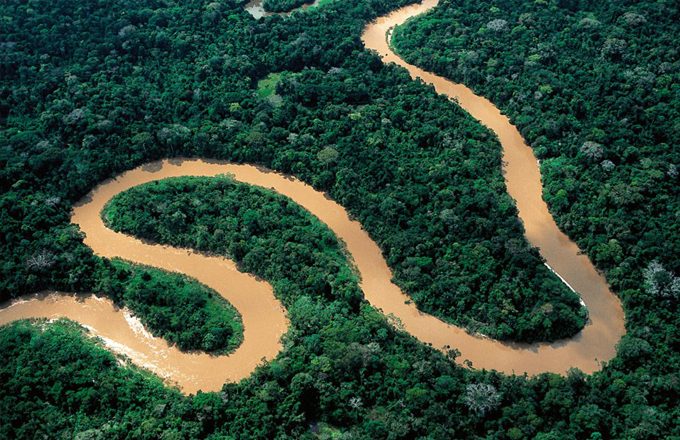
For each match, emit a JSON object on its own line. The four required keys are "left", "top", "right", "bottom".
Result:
{"left": 0, "top": 0, "right": 625, "bottom": 393}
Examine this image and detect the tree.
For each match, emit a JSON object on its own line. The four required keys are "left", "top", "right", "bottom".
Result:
{"left": 580, "top": 141, "right": 604, "bottom": 161}
{"left": 25, "top": 250, "right": 56, "bottom": 272}
{"left": 463, "top": 383, "right": 501, "bottom": 417}
{"left": 643, "top": 260, "right": 680, "bottom": 298}
{"left": 317, "top": 146, "right": 339, "bottom": 169}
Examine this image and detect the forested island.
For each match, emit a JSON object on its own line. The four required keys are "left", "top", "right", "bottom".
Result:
{"left": 1, "top": 0, "right": 679, "bottom": 438}
{"left": 104, "top": 175, "right": 365, "bottom": 320}
{"left": 98, "top": 260, "right": 243, "bottom": 353}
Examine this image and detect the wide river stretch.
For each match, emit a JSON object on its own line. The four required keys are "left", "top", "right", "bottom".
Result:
{"left": 0, "top": 0, "right": 625, "bottom": 393}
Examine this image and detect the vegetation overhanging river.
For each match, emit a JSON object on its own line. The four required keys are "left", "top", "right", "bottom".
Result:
{"left": 0, "top": 0, "right": 625, "bottom": 394}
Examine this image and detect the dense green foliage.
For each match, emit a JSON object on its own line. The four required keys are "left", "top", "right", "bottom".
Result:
{"left": 0, "top": 0, "right": 585, "bottom": 342}
{"left": 2, "top": 0, "right": 680, "bottom": 438}
{"left": 8, "top": 178, "right": 680, "bottom": 439}
{"left": 105, "top": 176, "right": 364, "bottom": 310}
{"left": 100, "top": 260, "right": 243, "bottom": 353}
{"left": 270, "top": 67, "right": 586, "bottom": 342}
{"left": 0, "top": 319, "right": 197, "bottom": 439}
{"left": 392, "top": 0, "right": 680, "bottom": 305}
{"left": 262, "top": 0, "right": 315, "bottom": 13}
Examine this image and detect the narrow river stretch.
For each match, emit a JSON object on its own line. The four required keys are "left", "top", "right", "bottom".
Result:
{"left": 0, "top": 0, "right": 625, "bottom": 393}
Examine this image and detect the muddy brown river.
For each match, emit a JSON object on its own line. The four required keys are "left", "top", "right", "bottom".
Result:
{"left": 0, "top": 0, "right": 625, "bottom": 393}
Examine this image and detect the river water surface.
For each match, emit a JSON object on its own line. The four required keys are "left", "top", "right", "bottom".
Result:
{"left": 0, "top": 0, "right": 625, "bottom": 393}
{"left": 361, "top": 0, "right": 625, "bottom": 373}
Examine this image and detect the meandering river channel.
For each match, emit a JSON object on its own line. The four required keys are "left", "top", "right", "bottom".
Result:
{"left": 0, "top": 0, "right": 625, "bottom": 393}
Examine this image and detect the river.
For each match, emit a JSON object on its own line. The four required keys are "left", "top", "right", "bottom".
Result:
{"left": 360, "top": 0, "right": 625, "bottom": 373}
{"left": 0, "top": 0, "right": 625, "bottom": 393}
